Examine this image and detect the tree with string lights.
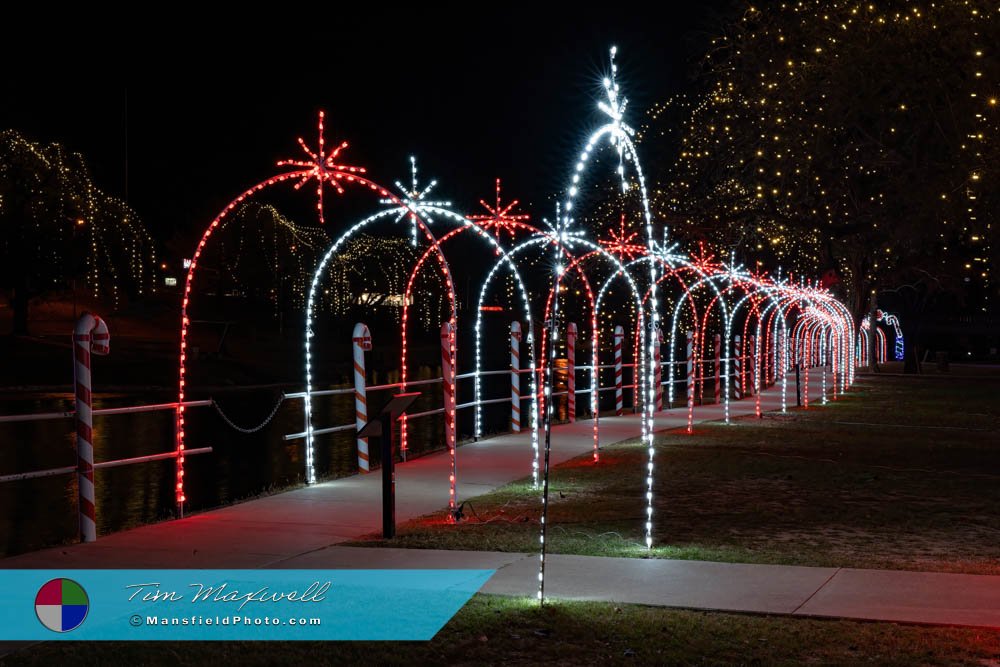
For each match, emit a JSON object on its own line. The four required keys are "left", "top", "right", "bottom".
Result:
{"left": 652, "top": 1, "right": 998, "bottom": 369}
{"left": 0, "top": 130, "right": 156, "bottom": 335}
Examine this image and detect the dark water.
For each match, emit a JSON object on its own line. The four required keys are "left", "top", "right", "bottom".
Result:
{"left": 0, "top": 359, "right": 636, "bottom": 556}
{"left": 0, "top": 365, "right": 437, "bottom": 556}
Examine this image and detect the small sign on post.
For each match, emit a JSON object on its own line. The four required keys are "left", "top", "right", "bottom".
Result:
{"left": 357, "top": 392, "right": 421, "bottom": 540}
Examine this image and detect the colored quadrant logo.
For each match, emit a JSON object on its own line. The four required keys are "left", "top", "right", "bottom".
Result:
{"left": 35, "top": 578, "right": 89, "bottom": 632}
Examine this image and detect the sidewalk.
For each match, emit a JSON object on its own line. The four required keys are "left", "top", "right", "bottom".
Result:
{"left": 0, "top": 373, "right": 804, "bottom": 570}
{"left": 269, "top": 546, "right": 1000, "bottom": 629}
{"left": 11, "top": 375, "right": 984, "bottom": 631}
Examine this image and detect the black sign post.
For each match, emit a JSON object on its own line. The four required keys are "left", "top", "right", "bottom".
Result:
{"left": 795, "top": 362, "right": 802, "bottom": 407}
{"left": 357, "top": 391, "right": 421, "bottom": 539}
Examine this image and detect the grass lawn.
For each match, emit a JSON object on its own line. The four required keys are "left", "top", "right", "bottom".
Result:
{"left": 6, "top": 595, "right": 1000, "bottom": 666}
{"left": 348, "top": 374, "right": 1000, "bottom": 574}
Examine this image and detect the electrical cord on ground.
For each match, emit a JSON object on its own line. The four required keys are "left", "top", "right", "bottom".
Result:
{"left": 451, "top": 501, "right": 537, "bottom": 525}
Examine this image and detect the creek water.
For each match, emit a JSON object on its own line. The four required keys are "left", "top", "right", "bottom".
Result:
{"left": 0, "top": 366, "right": 584, "bottom": 557}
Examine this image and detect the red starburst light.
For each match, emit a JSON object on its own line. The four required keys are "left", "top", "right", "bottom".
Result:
{"left": 600, "top": 214, "right": 646, "bottom": 261}
{"left": 689, "top": 241, "right": 721, "bottom": 274}
{"left": 467, "top": 178, "right": 530, "bottom": 244}
{"left": 275, "top": 110, "right": 366, "bottom": 224}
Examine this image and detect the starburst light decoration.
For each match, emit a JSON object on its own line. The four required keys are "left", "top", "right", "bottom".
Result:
{"left": 600, "top": 214, "right": 646, "bottom": 261}
{"left": 467, "top": 178, "right": 530, "bottom": 245}
{"left": 275, "top": 111, "right": 366, "bottom": 224}
{"left": 379, "top": 156, "right": 451, "bottom": 245}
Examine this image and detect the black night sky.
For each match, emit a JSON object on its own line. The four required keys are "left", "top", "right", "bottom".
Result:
{"left": 1, "top": 5, "right": 738, "bottom": 249}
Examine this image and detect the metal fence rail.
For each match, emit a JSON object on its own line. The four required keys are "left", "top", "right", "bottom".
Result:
{"left": 2, "top": 354, "right": 771, "bottom": 480}
{"left": 0, "top": 399, "right": 217, "bottom": 485}
{"left": 0, "top": 400, "right": 213, "bottom": 425}
{"left": 0, "top": 447, "right": 214, "bottom": 484}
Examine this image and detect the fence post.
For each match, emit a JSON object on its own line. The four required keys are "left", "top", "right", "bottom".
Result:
{"left": 441, "top": 322, "right": 457, "bottom": 512}
{"left": 733, "top": 335, "right": 742, "bottom": 400}
{"left": 352, "top": 323, "right": 372, "bottom": 473}
{"left": 686, "top": 331, "right": 695, "bottom": 433}
{"left": 73, "top": 312, "right": 110, "bottom": 543}
{"left": 804, "top": 332, "right": 811, "bottom": 408}
{"left": 591, "top": 320, "right": 600, "bottom": 461}
{"left": 821, "top": 331, "right": 828, "bottom": 405}
{"left": 654, "top": 326, "right": 663, "bottom": 411}
{"left": 713, "top": 333, "right": 721, "bottom": 404}
{"left": 752, "top": 334, "right": 762, "bottom": 418}
{"left": 510, "top": 321, "right": 521, "bottom": 433}
{"left": 698, "top": 332, "right": 705, "bottom": 405}
{"left": 614, "top": 325, "right": 624, "bottom": 416}
{"left": 781, "top": 326, "right": 788, "bottom": 412}
{"left": 566, "top": 322, "right": 577, "bottom": 422}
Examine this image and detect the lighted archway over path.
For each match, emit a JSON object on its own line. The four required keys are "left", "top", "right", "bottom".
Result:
{"left": 300, "top": 207, "right": 455, "bottom": 479}
{"left": 174, "top": 112, "right": 403, "bottom": 517}
{"left": 536, "top": 46, "right": 666, "bottom": 604}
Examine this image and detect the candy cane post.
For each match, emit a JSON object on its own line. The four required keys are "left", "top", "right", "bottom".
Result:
{"left": 352, "top": 323, "right": 372, "bottom": 473}
{"left": 510, "top": 321, "right": 522, "bottom": 433}
{"left": 654, "top": 326, "right": 663, "bottom": 411}
{"left": 614, "top": 325, "right": 624, "bottom": 416}
{"left": 441, "top": 321, "right": 457, "bottom": 512}
{"left": 752, "top": 335, "right": 763, "bottom": 418}
{"left": 803, "top": 332, "right": 811, "bottom": 408}
{"left": 821, "top": 331, "right": 828, "bottom": 405}
{"left": 591, "top": 324, "right": 600, "bottom": 461}
{"left": 713, "top": 333, "right": 721, "bottom": 404}
{"left": 780, "top": 326, "right": 788, "bottom": 412}
{"left": 686, "top": 330, "right": 695, "bottom": 433}
{"left": 733, "top": 335, "right": 742, "bottom": 400}
{"left": 698, "top": 334, "right": 705, "bottom": 405}
{"left": 566, "top": 322, "right": 577, "bottom": 422}
{"left": 73, "top": 312, "right": 110, "bottom": 543}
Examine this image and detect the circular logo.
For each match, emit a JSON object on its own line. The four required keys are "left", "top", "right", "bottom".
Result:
{"left": 35, "top": 578, "right": 89, "bottom": 633}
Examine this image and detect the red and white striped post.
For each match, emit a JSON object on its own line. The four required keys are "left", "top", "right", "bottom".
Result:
{"left": 733, "top": 335, "right": 742, "bottom": 400}
{"left": 686, "top": 331, "right": 696, "bottom": 433}
{"left": 591, "top": 325, "right": 600, "bottom": 461}
{"left": 713, "top": 333, "right": 721, "bottom": 404}
{"left": 654, "top": 326, "right": 663, "bottom": 411}
{"left": 614, "top": 325, "right": 624, "bottom": 416}
{"left": 698, "top": 334, "right": 705, "bottom": 405}
{"left": 821, "top": 332, "right": 828, "bottom": 405}
{"left": 352, "top": 323, "right": 372, "bottom": 473}
{"left": 441, "top": 321, "right": 457, "bottom": 512}
{"left": 510, "top": 321, "right": 521, "bottom": 433}
{"left": 747, "top": 335, "right": 756, "bottom": 397}
{"left": 803, "top": 331, "right": 811, "bottom": 409}
{"left": 752, "top": 334, "right": 763, "bottom": 418}
{"left": 566, "top": 322, "right": 577, "bottom": 422}
{"left": 73, "top": 312, "right": 110, "bottom": 543}
{"left": 780, "top": 326, "right": 788, "bottom": 412}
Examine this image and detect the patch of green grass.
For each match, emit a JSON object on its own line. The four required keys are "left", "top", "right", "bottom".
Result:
{"left": 348, "top": 376, "right": 1000, "bottom": 574}
{"left": 6, "top": 595, "right": 1000, "bottom": 666}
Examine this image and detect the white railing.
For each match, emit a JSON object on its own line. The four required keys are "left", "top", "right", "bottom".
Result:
{"left": 0, "top": 400, "right": 215, "bottom": 484}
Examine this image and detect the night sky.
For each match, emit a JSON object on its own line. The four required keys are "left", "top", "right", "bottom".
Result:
{"left": 2, "top": 5, "right": 738, "bottom": 250}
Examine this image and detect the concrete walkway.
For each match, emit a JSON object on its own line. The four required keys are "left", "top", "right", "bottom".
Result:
{"left": 271, "top": 546, "right": 1000, "bottom": 630}
{"left": 1, "top": 372, "right": 806, "bottom": 570}
{"left": 10, "top": 374, "right": 991, "bottom": 631}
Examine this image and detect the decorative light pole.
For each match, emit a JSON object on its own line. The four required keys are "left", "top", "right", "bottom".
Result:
{"left": 538, "top": 203, "right": 583, "bottom": 604}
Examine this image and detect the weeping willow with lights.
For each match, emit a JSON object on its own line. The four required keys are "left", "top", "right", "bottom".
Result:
{"left": 314, "top": 232, "right": 444, "bottom": 327}
{"left": 0, "top": 130, "right": 157, "bottom": 332}
{"left": 649, "top": 1, "right": 998, "bottom": 319}
{"left": 213, "top": 202, "right": 329, "bottom": 314}
{"left": 210, "top": 202, "right": 440, "bottom": 326}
